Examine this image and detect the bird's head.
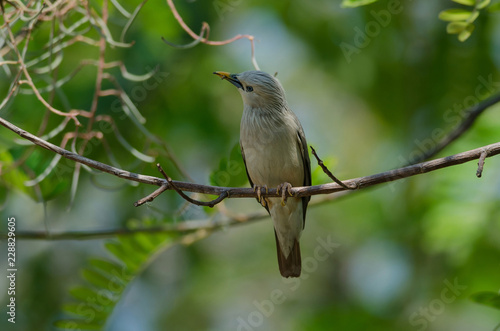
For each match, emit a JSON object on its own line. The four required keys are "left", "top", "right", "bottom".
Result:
{"left": 214, "top": 70, "right": 287, "bottom": 111}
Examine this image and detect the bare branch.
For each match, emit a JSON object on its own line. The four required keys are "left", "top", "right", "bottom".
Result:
{"left": 409, "top": 93, "right": 500, "bottom": 164}
{"left": 476, "top": 149, "right": 487, "bottom": 178}
{"left": 161, "top": 23, "right": 207, "bottom": 49}
{"left": 0, "top": 213, "right": 266, "bottom": 240}
{"left": 154, "top": 163, "right": 229, "bottom": 207}
{"left": 134, "top": 184, "right": 170, "bottom": 207}
{"left": 2, "top": 0, "right": 500, "bottom": 244}
{"left": 1, "top": 116, "right": 499, "bottom": 204}
{"left": 310, "top": 146, "right": 354, "bottom": 190}
{"left": 1, "top": 7, "right": 90, "bottom": 125}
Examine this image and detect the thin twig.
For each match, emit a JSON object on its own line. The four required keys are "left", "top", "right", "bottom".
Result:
{"left": 476, "top": 149, "right": 487, "bottom": 178}
{"left": 310, "top": 146, "right": 354, "bottom": 190}
{"left": 0, "top": 60, "right": 18, "bottom": 65}
{"left": 0, "top": 213, "right": 265, "bottom": 240}
{"left": 409, "top": 93, "right": 500, "bottom": 164}
{"left": 165, "top": 0, "right": 260, "bottom": 70}
{"left": 0, "top": 69, "right": 22, "bottom": 110}
{"left": 161, "top": 23, "right": 207, "bottom": 49}
{"left": 134, "top": 184, "right": 169, "bottom": 207}
{"left": 156, "top": 163, "right": 229, "bottom": 207}
{"left": 86, "top": 0, "right": 107, "bottom": 130}
{"left": 2, "top": 7, "right": 89, "bottom": 125}
{"left": 120, "top": 0, "right": 148, "bottom": 42}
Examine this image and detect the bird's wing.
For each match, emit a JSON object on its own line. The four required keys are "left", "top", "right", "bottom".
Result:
{"left": 240, "top": 142, "right": 270, "bottom": 214}
{"left": 297, "top": 126, "right": 311, "bottom": 227}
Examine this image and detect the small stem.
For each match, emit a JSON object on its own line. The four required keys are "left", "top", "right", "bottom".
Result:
{"left": 156, "top": 163, "right": 229, "bottom": 207}
{"left": 476, "top": 149, "right": 487, "bottom": 178}
{"left": 310, "top": 146, "right": 354, "bottom": 190}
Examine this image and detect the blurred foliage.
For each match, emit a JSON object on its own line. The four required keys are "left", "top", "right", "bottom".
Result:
{"left": 209, "top": 142, "right": 247, "bottom": 188}
{"left": 342, "top": 0, "right": 380, "bottom": 8}
{"left": 439, "top": 0, "right": 491, "bottom": 42}
{"left": 342, "top": 0, "right": 500, "bottom": 41}
{"left": 0, "top": 0, "right": 500, "bottom": 331}
{"left": 470, "top": 291, "right": 500, "bottom": 310}
{"left": 54, "top": 232, "right": 175, "bottom": 330}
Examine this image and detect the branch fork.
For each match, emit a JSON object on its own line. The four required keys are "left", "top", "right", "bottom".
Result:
{"left": 310, "top": 146, "right": 357, "bottom": 190}
{"left": 135, "top": 163, "right": 229, "bottom": 207}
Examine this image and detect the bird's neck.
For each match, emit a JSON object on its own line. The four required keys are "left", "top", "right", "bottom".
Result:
{"left": 241, "top": 105, "right": 289, "bottom": 133}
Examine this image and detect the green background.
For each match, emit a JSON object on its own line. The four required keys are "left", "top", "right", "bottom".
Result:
{"left": 1, "top": 0, "right": 500, "bottom": 330}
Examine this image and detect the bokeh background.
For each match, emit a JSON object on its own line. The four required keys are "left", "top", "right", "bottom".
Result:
{"left": 1, "top": 0, "right": 500, "bottom": 330}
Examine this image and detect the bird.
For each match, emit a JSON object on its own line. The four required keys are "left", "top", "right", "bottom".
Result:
{"left": 214, "top": 70, "right": 311, "bottom": 277}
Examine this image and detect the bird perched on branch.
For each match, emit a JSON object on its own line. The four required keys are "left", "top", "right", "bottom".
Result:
{"left": 214, "top": 70, "right": 311, "bottom": 277}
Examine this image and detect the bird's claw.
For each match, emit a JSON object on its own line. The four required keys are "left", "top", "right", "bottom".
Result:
{"left": 253, "top": 185, "right": 268, "bottom": 207}
{"left": 277, "top": 182, "right": 293, "bottom": 206}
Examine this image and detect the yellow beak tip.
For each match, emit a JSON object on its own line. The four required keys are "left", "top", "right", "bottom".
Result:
{"left": 213, "top": 71, "right": 231, "bottom": 79}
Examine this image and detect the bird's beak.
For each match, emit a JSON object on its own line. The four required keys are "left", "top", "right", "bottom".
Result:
{"left": 213, "top": 71, "right": 243, "bottom": 89}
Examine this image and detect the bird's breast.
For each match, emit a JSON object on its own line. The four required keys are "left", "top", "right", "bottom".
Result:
{"left": 240, "top": 108, "right": 304, "bottom": 188}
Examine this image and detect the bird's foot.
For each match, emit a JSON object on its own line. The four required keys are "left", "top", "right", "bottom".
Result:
{"left": 277, "top": 182, "right": 293, "bottom": 206}
{"left": 253, "top": 185, "right": 269, "bottom": 207}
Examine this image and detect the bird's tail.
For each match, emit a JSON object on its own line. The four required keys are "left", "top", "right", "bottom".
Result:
{"left": 274, "top": 230, "right": 301, "bottom": 278}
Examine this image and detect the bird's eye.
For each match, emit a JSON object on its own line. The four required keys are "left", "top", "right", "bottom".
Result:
{"left": 246, "top": 86, "right": 253, "bottom": 92}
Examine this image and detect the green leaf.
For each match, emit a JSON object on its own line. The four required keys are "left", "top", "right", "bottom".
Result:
{"left": 470, "top": 291, "right": 500, "bottom": 310}
{"left": 341, "top": 0, "right": 378, "bottom": 8}
{"left": 447, "top": 21, "right": 468, "bottom": 34}
{"left": 488, "top": 2, "right": 500, "bottom": 12}
{"left": 81, "top": 268, "right": 121, "bottom": 291}
{"left": 104, "top": 241, "right": 140, "bottom": 271}
{"left": 132, "top": 232, "right": 159, "bottom": 251}
{"left": 451, "top": 0, "right": 475, "bottom": 5}
{"left": 438, "top": 8, "right": 474, "bottom": 21}
{"left": 56, "top": 232, "right": 176, "bottom": 329}
{"left": 88, "top": 259, "right": 130, "bottom": 283}
{"left": 54, "top": 319, "right": 103, "bottom": 330}
{"left": 458, "top": 23, "right": 475, "bottom": 41}
{"left": 117, "top": 235, "right": 145, "bottom": 255}
{"left": 62, "top": 303, "right": 109, "bottom": 322}
{"left": 148, "top": 232, "right": 172, "bottom": 246}
{"left": 69, "top": 286, "right": 100, "bottom": 302}
{"left": 477, "top": 0, "right": 491, "bottom": 9}
{"left": 117, "top": 236, "right": 151, "bottom": 263}
{"left": 467, "top": 10, "right": 480, "bottom": 22}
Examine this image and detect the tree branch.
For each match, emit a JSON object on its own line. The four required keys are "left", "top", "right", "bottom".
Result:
{"left": 1, "top": 115, "right": 499, "bottom": 205}
{"left": 154, "top": 163, "right": 229, "bottom": 207}
{"left": 2, "top": 1, "right": 499, "bottom": 243}
{"left": 409, "top": 93, "right": 500, "bottom": 164}
{"left": 310, "top": 146, "right": 354, "bottom": 190}
{"left": 0, "top": 215, "right": 264, "bottom": 240}
{"left": 133, "top": 184, "right": 169, "bottom": 207}
{"left": 476, "top": 149, "right": 488, "bottom": 178}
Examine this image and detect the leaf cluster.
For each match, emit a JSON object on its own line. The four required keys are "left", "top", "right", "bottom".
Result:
{"left": 54, "top": 233, "right": 175, "bottom": 330}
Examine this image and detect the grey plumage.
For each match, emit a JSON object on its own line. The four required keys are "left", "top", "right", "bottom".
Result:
{"left": 214, "top": 70, "right": 311, "bottom": 277}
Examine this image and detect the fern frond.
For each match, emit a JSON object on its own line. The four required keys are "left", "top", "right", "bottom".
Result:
{"left": 54, "top": 232, "right": 176, "bottom": 330}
